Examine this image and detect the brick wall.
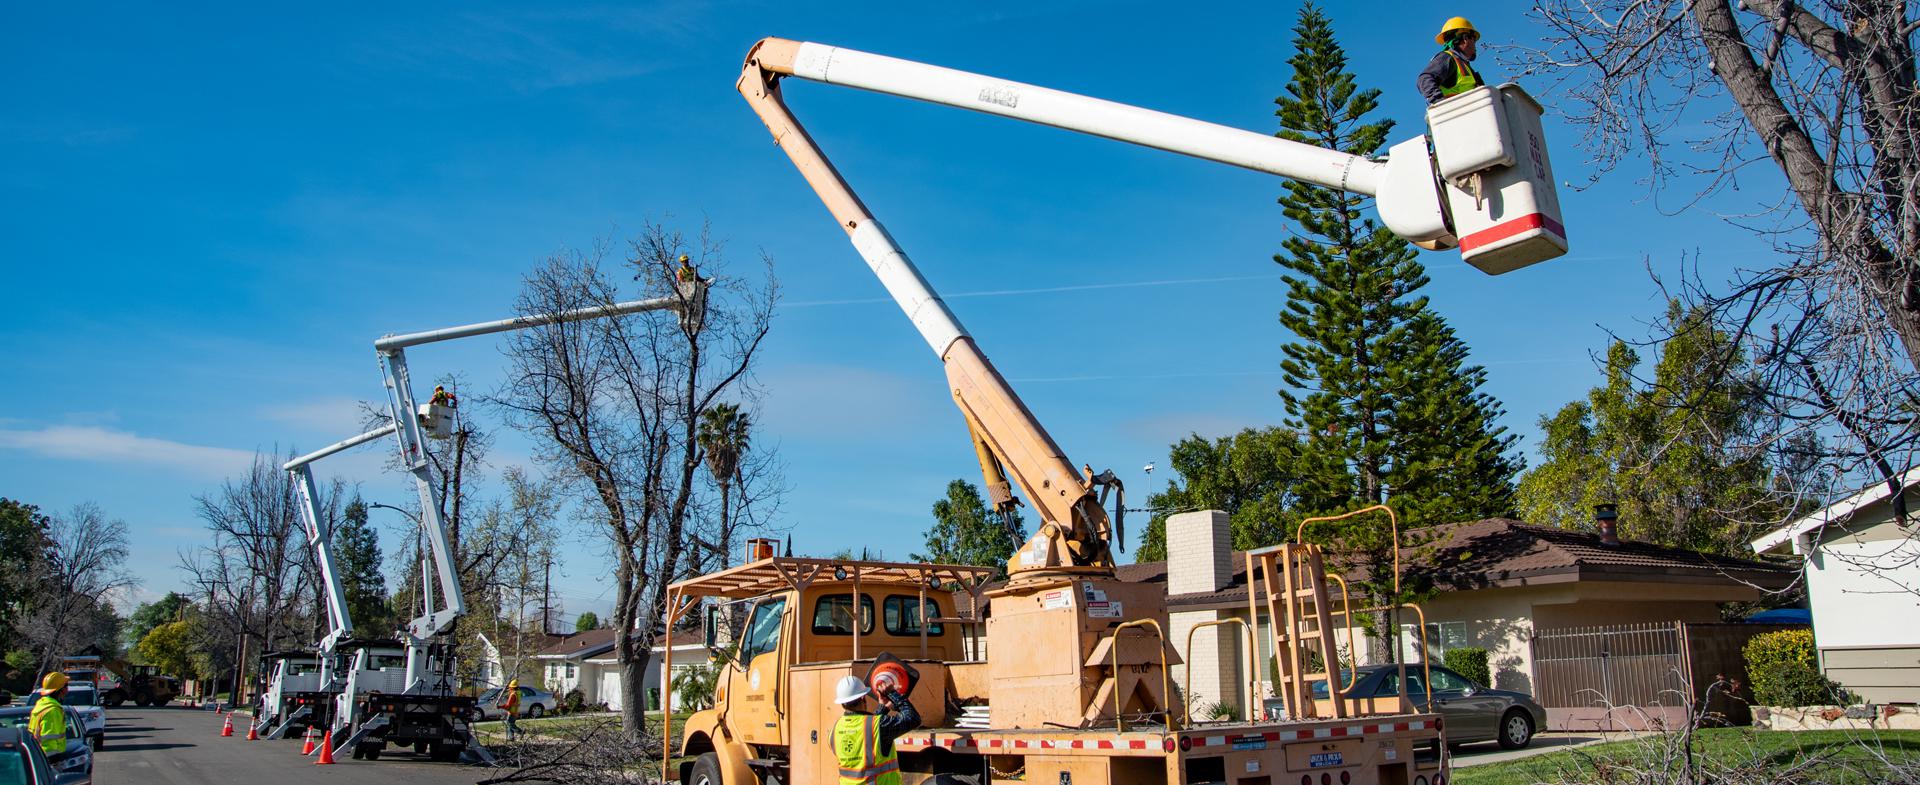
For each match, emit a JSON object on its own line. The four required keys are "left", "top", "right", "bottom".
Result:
{"left": 1166, "top": 510, "right": 1231, "bottom": 595}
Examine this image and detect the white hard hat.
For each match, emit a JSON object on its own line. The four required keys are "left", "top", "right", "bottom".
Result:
{"left": 834, "top": 675, "right": 871, "bottom": 705}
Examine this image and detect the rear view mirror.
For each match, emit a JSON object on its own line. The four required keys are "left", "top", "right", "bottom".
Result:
{"left": 705, "top": 605, "right": 719, "bottom": 649}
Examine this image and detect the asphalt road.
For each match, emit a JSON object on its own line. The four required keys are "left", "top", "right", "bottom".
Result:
{"left": 96, "top": 706, "right": 492, "bottom": 785}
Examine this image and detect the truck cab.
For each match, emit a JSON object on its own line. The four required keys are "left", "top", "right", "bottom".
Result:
{"left": 257, "top": 652, "right": 323, "bottom": 731}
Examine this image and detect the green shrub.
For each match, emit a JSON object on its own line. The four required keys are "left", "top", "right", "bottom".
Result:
{"left": 1443, "top": 647, "right": 1491, "bottom": 688}
{"left": 1203, "top": 699, "right": 1241, "bottom": 722}
{"left": 1743, "top": 629, "right": 1851, "bottom": 706}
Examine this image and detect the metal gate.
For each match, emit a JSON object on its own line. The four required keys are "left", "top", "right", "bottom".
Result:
{"left": 1530, "top": 621, "right": 1689, "bottom": 730}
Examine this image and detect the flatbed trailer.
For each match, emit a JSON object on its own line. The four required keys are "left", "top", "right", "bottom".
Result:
{"left": 889, "top": 717, "right": 1446, "bottom": 784}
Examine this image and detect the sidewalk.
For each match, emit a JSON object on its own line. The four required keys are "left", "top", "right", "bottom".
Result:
{"left": 1451, "top": 730, "right": 1650, "bottom": 768}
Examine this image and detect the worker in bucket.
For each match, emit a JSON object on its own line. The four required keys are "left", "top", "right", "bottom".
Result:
{"left": 1418, "top": 16, "right": 1484, "bottom": 104}
{"left": 500, "top": 677, "right": 521, "bottom": 740}
{"left": 430, "top": 385, "right": 457, "bottom": 408}
{"left": 28, "top": 672, "right": 68, "bottom": 758}
{"left": 832, "top": 674, "right": 918, "bottom": 785}
{"left": 676, "top": 254, "right": 697, "bottom": 283}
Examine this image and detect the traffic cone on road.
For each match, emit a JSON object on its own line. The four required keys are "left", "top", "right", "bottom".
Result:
{"left": 314, "top": 732, "right": 336, "bottom": 765}
{"left": 221, "top": 715, "right": 233, "bottom": 737}
{"left": 246, "top": 722, "right": 259, "bottom": 741}
{"left": 301, "top": 727, "right": 317, "bottom": 755}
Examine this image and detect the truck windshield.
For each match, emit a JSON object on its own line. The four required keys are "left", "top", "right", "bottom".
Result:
{"left": 741, "top": 597, "right": 788, "bottom": 661}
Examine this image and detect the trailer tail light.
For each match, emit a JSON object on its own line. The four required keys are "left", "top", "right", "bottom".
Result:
{"left": 1433, "top": 776, "right": 1446, "bottom": 785}
{"left": 1415, "top": 777, "right": 1429, "bottom": 785}
{"left": 1340, "top": 772, "right": 1351, "bottom": 784}
{"left": 1300, "top": 776, "right": 1312, "bottom": 785}
{"left": 1163, "top": 738, "right": 1176, "bottom": 753}
{"left": 1320, "top": 774, "right": 1331, "bottom": 785}
{"left": 1178, "top": 736, "right": 1191, "bottom": 752}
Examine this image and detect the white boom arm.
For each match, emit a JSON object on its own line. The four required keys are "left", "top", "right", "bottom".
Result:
{"left": 283, "top": 423, "right": 396, "bottom": 688}
{"left": 745, "top": 39, "right": 1565, "bottom": 276}
{"left": 372, "top": 288, "right": 706, "bottom": 688}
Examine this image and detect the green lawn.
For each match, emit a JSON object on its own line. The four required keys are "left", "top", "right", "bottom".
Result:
{"left": 1455, "top": 729, "right": 1920, "bottom": 785}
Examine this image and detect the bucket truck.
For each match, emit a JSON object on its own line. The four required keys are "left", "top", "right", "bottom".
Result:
{"left": 329, "top": 277, "right": 708, "bottom": 763}
{"left": 252, "top": 423, "right": 395, "bottom": 740}
{"left": 656, "top": 39, "right": 1577, "bottom": 785}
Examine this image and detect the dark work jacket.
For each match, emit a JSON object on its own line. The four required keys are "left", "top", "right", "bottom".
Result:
{"left": 1417, "top": 49, "right": 1481, "bottom": 104}
{"left": 856, "top": 695, "right": 921, "bottom": 756}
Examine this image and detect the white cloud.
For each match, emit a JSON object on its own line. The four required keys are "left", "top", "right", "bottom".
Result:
{"left": 260, "top": 397, "right": 377, "bottom": 433}
{"left": 0, "top": 425, "right": 255, "bottom": 479}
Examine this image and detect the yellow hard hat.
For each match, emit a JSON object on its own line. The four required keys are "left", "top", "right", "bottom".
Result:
{"left": 1437, "top": 16, "right": 1478, "bottom": 44}
{"left": 40, "top": 672, "right": 68, "bottom": 692}
{"left": 677, "top": 254, "right": 691, "bottom": 264}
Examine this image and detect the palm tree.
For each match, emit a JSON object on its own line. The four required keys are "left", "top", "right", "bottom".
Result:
{"left": 697, "top": 403, "right": 751, "bottom": 564}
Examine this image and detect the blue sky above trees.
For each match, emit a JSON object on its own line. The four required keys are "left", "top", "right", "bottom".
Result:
{"left": 0, "top": 1, "right": 1782, "bottom": 617}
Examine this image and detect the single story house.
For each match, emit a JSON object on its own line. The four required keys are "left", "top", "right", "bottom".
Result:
{"left": 534, "top": 627, "right": 717, "bottom": 712}
{"left": 1158, "top": 509, "right": 1795, "bottom": 728}
{"left": 476, "top": 630, "right": 568, "bottom": 690}
{"left": 1751, "top": 472, "right": 1920, "bottom": 703}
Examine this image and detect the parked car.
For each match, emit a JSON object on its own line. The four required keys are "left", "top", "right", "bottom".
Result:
{"left": 1313, "top": 664, "right": 1546, "bottom": 750}
{"left": 475, "top": 685, "right": 556, "bottom": 719}
{"left": 0, "top": 725, "right": 68, "bottom": 784}
{"left": 0, "top": 706, "right": 93, "bottom": 784}
{"left": 51, "top": 689, "right": 102, "bottom": 752}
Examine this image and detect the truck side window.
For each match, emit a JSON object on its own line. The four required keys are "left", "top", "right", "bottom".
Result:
{"left": 740, "top": 597, "right": 788, "bottom": 660}
{"left": 810, "top": 595, "right": 874, "bottom": 635}
{"left": 882, "top": 596, "right": 943, "bottom": 636}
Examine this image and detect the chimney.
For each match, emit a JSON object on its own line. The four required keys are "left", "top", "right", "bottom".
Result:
{"left": 1594, "top": 504, "right": 1620, "bottom": 547}
{"left": 1167, "top": 510, "right": 1232, "bottom": 594}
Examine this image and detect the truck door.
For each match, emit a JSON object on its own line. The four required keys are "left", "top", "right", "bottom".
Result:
{"left": 727, "top": 596, "right": 788, "bottom": 746}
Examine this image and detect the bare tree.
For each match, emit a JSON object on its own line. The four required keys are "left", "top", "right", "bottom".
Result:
{"left": 493, "top": 222, "right": 775, "bottom": 737}
{"left": 18, "top": 503, "right": 134, "bottom": 671}
{"left": 183, "top": 450, "right": 322, "bottom": 703}
{"left": 1516, "top": 2, "right": 1920, "bottom": 534}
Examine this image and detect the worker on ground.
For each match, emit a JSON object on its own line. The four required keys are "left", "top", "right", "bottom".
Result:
{"left": 28, "top": 673, "right": 68, "bottom": 758}
{"left": 430, "top": 384, "right": 457, "bottom": 408}
{"left": 833, "top": 674, "right": 918, "bottom": 785}
{"left": 1418, "top": 17, "right": 1484, "bottom": 105}
{"left": 676, "top": 254, "right": 697, "bottom": 284}
{"left": 500, "top": 678, "right": 521, "bottom": 740}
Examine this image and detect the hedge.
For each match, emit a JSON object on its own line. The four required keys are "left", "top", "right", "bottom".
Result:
{"left": 1743, "top": 628, "right": 1850, "bottom": 707}
{"left": 1443, "top": 647, "right": 1491, "bottom": 689}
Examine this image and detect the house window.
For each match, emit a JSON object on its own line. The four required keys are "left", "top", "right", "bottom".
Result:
{"left": 566, "top": 663, "right": 577, "bottom": 678}
{"left": 811, "top": 595, "right": 875, "bottom": 636}
{"left": 1399, "top": 621, "right": 1468, "bottom": 662}
{"left": 882, "top": 596, "right": 943, "bottom": 636}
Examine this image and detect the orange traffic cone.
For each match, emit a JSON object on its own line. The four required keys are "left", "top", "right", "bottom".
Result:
{"left": 314, "top": 732, "right": 336, "bottom": 765}
{"left": 246, "top": 722, "right": 259, "bottom": 741}
{"left": 221, "top": 715, "right": 233, "bottom": 737}
{"left": 301, "top": 728, "right": 317, "bottom": 755}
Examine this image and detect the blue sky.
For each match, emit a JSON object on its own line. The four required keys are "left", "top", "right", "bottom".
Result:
{"left": 1, "top": 2, "right": 1780, "bottom": 621}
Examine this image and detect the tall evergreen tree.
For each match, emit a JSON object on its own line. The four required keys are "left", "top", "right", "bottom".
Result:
{"left": 335, "top": 495, "right": 391, "bottom": 635}
{"left": 913, "top": 480, "right": 1026, "bottom": 580}
{"left": 1271, "top": 5, "right": 1519, "bottom": 631}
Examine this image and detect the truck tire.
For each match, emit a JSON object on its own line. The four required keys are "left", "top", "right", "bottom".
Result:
{"left": 687, "top": 752, "right": 722, "bottom": 785}
{"left": 101, "top": 691, "right": 125, "bottom": 708}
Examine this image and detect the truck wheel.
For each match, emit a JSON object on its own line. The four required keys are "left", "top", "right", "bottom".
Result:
{"left": 101, "top": 692, "right": 124, "bottom": 708}
{"left": 413, "top": 740, "right": 429, "bottom": 755}
{"left": 687, "top": 753, "right": 722, "bottom": 785}
{"left": 363, "top": 744, "right": 383, "bottom": 761}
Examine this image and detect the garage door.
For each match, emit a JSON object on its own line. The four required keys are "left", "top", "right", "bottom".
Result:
{"left": 597, "top": 670, "right": 624, "bottom": 712}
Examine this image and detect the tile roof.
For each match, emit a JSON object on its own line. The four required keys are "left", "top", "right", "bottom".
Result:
{"left": 1150, "top": 518, "right": 1794, "bottom": 608}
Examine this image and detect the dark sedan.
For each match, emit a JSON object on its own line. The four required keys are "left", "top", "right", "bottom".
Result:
{"left": 1315, "top": 664, "right": 1547, "bottom": 750}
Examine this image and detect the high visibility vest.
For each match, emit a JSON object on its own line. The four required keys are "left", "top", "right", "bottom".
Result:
{"left": 1440, "top": 50, "right": 1480, "bottom": 98}
{"left": 834, "top": 713, "right": 901, "bottom": 785}
{"left": 29, "top": 696, "right": 65, "bottom": 756}
{"left": 501, "top": 684, "right": 520, "bottom": 711}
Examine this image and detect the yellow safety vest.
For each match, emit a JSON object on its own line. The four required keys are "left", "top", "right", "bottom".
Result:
{"left": 29, "top": 696, "right": 65, "bottom": 756}
{"left": 834, "top": 713, "right": 900, "bottom": 785}
{"left": 1440, "top": 50, "right": 1480, "bottom": 98}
